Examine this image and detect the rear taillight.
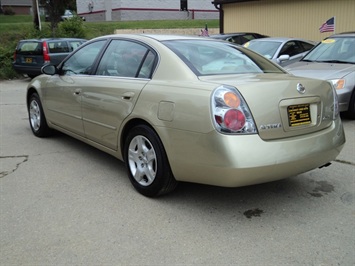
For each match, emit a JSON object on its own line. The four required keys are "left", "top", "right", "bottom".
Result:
{"left": 224, "top": 109, "right": 246, "bottom": 131}
{"left": 13, "top": 51, "right": 17, "bottom": 61}
{"left": 212, "top": 86, "right": 257, "bottom": 134}
{"left": 42, "top": 41, "right": 50, "bottom": 63}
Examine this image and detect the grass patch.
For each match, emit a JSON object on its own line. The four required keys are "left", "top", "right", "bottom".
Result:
{"left": 84, "top": 20, "right": 219, "bottom": 39}
{"left": 0, "top": 14, "right": 35, "bottom": 23}
{"left": 0, "top": 14, "right": 219, "bottom": 80}
{"left": 0, "top": 15, "right": 218, "bottom": 37}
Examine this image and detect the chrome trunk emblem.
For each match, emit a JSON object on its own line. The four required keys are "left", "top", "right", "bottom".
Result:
{"left": 297, "top": 83, "right": 306, "bottom": 94}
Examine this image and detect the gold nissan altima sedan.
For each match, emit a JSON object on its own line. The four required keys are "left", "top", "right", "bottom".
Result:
{"left": 26, "top": 34, "right": 345, "bottom": 197}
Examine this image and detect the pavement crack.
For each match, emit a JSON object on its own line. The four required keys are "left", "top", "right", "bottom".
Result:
{"left": 0, "top": 155, "right": 29, "bottom": 178}
{"left": 334, "top": 159, "right": 355, "bottom": 166}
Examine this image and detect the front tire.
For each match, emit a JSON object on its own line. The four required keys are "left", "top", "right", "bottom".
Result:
{"left": 28, "top": 93, "right": 52, "bottom": 137}
{"left": 344, "top": 90, "right": 355, "bottom": 119}
{"left": 124, "top": 125, "right": 178, "bottom": 197}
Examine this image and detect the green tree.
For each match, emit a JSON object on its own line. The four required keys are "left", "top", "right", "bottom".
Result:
{"left": 40, "top": 0, "right": 77, "bottom": 36}
{"left": 58, "top": 16, "right": 86, "bottom": 39}
{"left": 67, "top": 0, "right": 77, "bottom": 10}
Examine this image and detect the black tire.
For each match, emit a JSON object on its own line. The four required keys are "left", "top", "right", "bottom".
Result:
{"left": 27, "top": 74, "right": 37, "bottom": 79}
{"left": 344, "top": 90, "right": 355, "bottom": 119}
{"left": 124, "top": 125, "right": 178, "bottom": 197}
{"left": 28, "top": 93, "right": 52, "bottom": 137}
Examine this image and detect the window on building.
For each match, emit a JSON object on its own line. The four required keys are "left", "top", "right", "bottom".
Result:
{"left": 181, "top": 0, "right": 188, "bottom": 11}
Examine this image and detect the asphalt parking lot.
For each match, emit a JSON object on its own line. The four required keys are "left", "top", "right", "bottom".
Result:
{"left": 1, "top": 78, "right": 354, "bottom": 265}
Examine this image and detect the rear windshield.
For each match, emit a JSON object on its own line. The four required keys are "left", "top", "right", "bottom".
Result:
{"left": 163, "top": 40, "right": 284, "bottom": 76}
{"left": 16, "top": 41, "right": 42, "bottom": 55}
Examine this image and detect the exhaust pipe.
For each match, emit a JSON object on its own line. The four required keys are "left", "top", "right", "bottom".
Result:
{"left": 319, "top": 162, "right": 332, "bottom": 169}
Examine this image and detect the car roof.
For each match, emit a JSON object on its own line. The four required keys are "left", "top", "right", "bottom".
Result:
{"left": 247, "top": 37, "right": 315, "bottom": 43}
{"left": 92, "top": 34, "right": 215, "bottom": 42}
{"left": 19, "top": 38, "right": 86, "bottom": 42}
{"left": 210, "top": 32, "right": 262, "bottom": 37}
{"left": 249, "top": 37, "right": 299, "bottom": 42}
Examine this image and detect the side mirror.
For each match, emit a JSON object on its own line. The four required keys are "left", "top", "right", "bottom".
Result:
{"left": 278, "top": 54, "right": 290, "bottom": 63}
{"left": 41, "top": 64, "right": 58, "bottom": 75}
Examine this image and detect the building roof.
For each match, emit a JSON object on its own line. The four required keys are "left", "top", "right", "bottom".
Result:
{"left": 212, "top": 0, "right": 258, "bottom": 4}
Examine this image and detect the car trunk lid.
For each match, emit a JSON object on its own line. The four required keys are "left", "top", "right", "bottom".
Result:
{"left": 200, "top": 73, "right": 336, "bottom": 140}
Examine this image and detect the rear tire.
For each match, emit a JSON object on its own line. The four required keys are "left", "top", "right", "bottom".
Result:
{"left": 27, "top": 74, "right": 37, "bottom": 79}
{"left": 124, "top": 125, "right": 178, "bottom": 197}
{"left": 28, "top": 93, "right": 52, "bottom": 137}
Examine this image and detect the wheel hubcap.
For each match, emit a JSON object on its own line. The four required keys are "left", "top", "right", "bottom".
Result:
{"left": 128, "top": 135, "right": 157, "bottom": 186}
{"left": 29, "top": 100, "right": 41, "bottom": 131}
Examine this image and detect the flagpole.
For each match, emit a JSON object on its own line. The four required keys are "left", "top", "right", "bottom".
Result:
{"left": 36, "top": 0, "right": 41, "bottom": 31}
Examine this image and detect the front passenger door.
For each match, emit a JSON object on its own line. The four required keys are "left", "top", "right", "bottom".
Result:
{"left": 279, "top": 41, "right": 305, "bottom": 66}
{"left": 43, "top": 40, "right": 107, "bottom": 137}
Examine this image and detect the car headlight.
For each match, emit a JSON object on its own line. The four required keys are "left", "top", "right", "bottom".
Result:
{"left": 212, "top": 85, "right": 257, "bottom": 134}
{"left": 329, "top": 79, "right": 345, "bottom": 90}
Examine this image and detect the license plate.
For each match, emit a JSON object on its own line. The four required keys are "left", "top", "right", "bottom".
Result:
{"left": 25, "top": 58, "right": 33, "bottom": 63}
{"left": 288, "top": 104, "right": 311, "bottom": 127}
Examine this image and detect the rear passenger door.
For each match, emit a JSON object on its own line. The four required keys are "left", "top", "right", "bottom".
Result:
{"left": 81, "top": 39, "right": 156, "bottom": 150}
{"left": 47, "top": 40, "right": 71, "bottom": 65}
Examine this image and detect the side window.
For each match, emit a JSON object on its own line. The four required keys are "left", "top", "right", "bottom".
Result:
{"left": 138, "top": 51, "right": 156, "bottom": 78}
{"left": 300, "top": 41, "right": 314, "bottom": 52}
{"left": 231, "top": 36, "right": 249, "bottom": 45}
{"left": 61, "top": 40, "right": 106, "bottom": 76}
{"left": 280, "top": 41, "right": 302, "bottom": 57}
{"left": 48, "top": 41, "right": 70, "bottom": 53}
{"left": 69, "top": 41, "right": 84, "bottom": 51}
{"left": 243, "top": 34, "right": 256, "bottom": 41}
{"left": 96, "top": 39, "right": 153, "bottom": 78}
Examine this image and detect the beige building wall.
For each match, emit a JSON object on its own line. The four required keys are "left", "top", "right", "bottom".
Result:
{"left": 223, "top": 0, "right": 355, "bottom": 42}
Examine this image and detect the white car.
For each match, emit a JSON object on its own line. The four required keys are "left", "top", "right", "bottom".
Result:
{"left": 244, "top": 37, "right": 317, "bottom": 67}
{"left": 287, "top": 32, "right": 355, "bottom": 119}
{"left": 61, "top": 10, "right": 85, "bottom": 21}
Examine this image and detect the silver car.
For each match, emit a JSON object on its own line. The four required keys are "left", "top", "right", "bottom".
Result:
{"left": 244, "top": 37, "right": 317, "bottom": 67}
{"left": 286, "top": 32, "right": 355, "bottom": 119}
{"left": 26, "top": 34, "right": 345, "bottom": 197}
{"left": 209, "top": 32, "right": 268, "bottom": 45}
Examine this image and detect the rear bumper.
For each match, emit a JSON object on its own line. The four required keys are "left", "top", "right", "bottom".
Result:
{"left": 12, "top": 64, "right": 42, "bottom": 76}
{"left": 162, "top": 118, "right": 345, "bottom": 187}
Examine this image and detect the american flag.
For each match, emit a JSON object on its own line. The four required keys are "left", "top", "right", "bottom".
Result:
{"left": 319, "top": 17, "right": 335, "bottom": 33}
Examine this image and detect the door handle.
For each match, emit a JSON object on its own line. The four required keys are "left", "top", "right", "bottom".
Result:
{"left": 122, "top": 92, "right": 135, "bottom": 100}
{"left": 74, "top": 89, "right": 81, "bottom": 95}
